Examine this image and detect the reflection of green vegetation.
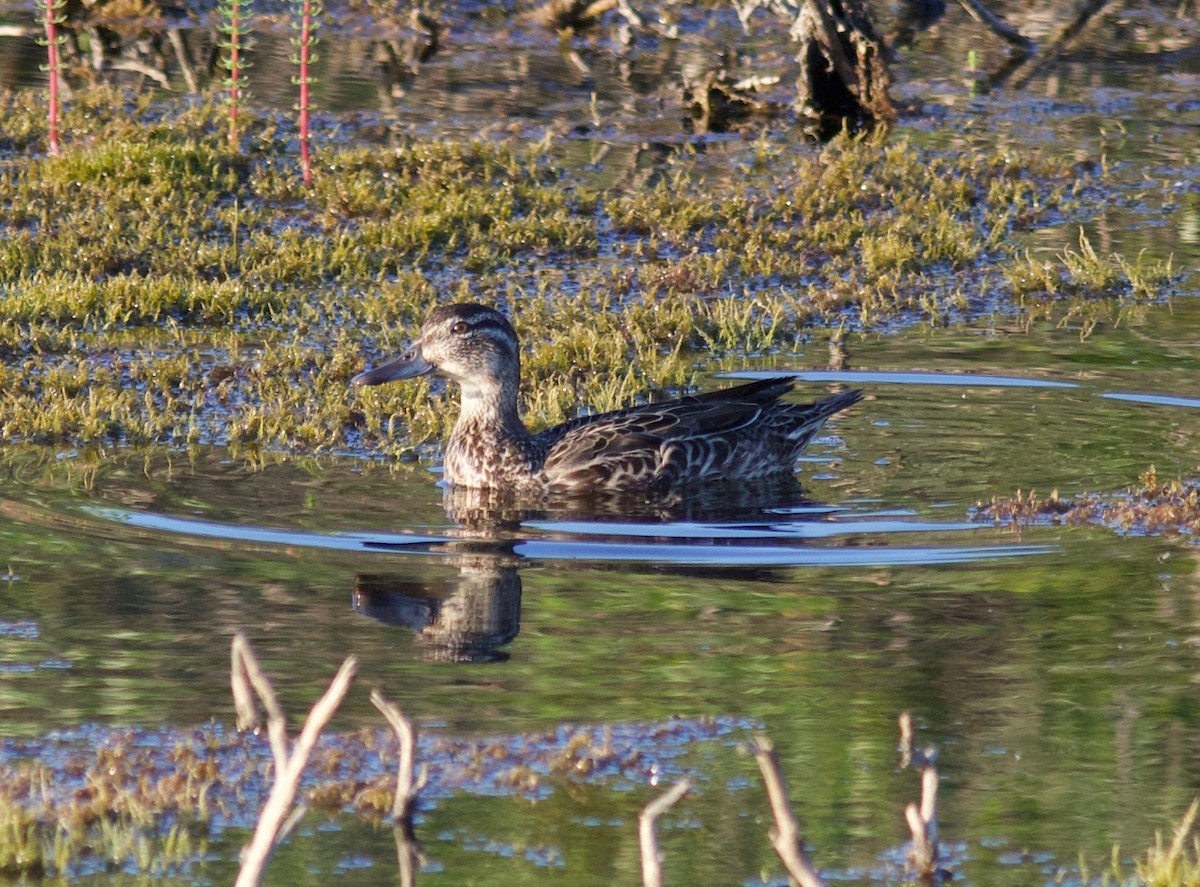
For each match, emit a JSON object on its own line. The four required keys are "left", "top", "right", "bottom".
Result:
{"left": 3, "top": 445, "right": 1200, "bottom": 879}
{"left": 0, "top": 87, "right": 1172, "bottom": 456}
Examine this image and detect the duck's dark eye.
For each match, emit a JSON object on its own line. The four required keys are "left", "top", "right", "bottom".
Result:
{"left": 451, "top": 321, "right": 470, "bottom": 335}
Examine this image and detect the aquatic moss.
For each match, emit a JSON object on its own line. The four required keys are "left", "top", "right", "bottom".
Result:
{"left": 975, "top": 467, "right": 1200, "bottom": 541}
{"left": 0, "top": 87, "right": 1170, "bottom": 455}
{"left": 0, "top": 718, "right": 743, "bottom": 877}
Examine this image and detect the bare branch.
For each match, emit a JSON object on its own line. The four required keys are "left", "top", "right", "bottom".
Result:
{"left": 232, "top": 634, "right": 358, "bottom": 887}
{"left": 897, "top": 711, "right": 940, "bottom": 880}
{"left": 107, "top": 58, "right": 171, "bottom": 87}
{"left": 231, "top": 632, "right": 289, "bottom": 766}
{"left": 749, "top": 735, "right": 826, "bottom": 887}
{"left": 1007, "top": 0, "right": 1115, "bottom": 88}
{"left": 371, "top": 689, "right": 427, "bottom": 826}
{"left": 639, "top": 779, "right": 691, "bottom": 887}
{"left": 955, "top": 0, "right": 1034, "bottom": 51}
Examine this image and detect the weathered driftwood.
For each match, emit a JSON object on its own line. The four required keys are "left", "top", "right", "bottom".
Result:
{"left": 898, "top": 711, "right": 940, "bottom": 881}
{"left": 773, "top": 0, "right": 894, "bottom": 137}
{"left": 749, "top": 735, "right": 826, "bottom": 887}
{"left": 639, "top": 779, "right": 691, "bottom": 887}
{"left": 231, "top": 633, "right": 358, "bottom": 887}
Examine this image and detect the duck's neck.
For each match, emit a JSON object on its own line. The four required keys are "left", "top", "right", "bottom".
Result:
{"left": 444, "top": 378, "right": 539, "bottom": 487}
{"left": 454, "top": 377, "right": 530, "bottom": 441}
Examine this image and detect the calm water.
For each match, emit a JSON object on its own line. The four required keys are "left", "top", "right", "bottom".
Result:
{"left": 2, "top": 2, "right": 1200, "bottom": 884}
{"left": 4, "top": 313, "right": 1200, "bottom": 884}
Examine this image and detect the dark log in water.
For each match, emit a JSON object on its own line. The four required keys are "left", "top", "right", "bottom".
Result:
{"left": 785, "top": 0, "right": 895, "bottom": 138}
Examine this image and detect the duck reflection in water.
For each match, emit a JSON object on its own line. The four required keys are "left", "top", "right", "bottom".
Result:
{"left": 352, "top": 542, "right": 522, "bottom": 663}
{"left": 351, "top": 474, "right": 850, "bottom": 662}
{"left": 349, "top": 302, "right": 860, "bottom": 660}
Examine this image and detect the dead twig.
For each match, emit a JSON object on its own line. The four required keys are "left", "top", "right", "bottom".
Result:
{"left": 231, "top": 633, "right": 358, "bottom": 887}
{"left": 748, "top": 735, "right": 825, "bottom": 887}
{"left": 107, "top": 58, "right": 171, "bottom": 87}
{"left": 371, "top": 690, "right": 429, "bottom": 887}
{"left": 166, "top": 29, "right": 199, "bottom": 93}
{"left": 954, "top": 0, "right": 1034, "bottom": 51}
{"left": 370, "top": 689, "right": 429, "bottom": 829}
{"left": 898, "top": 711, "right": 940, "bottom": 882}
{"left": 639, "top": 779, "right": 691, "bottom": 887}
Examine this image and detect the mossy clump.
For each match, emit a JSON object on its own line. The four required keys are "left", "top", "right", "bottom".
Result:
{"left": 0, "top": 87, "right": 1170, "bottom": 457}
{"left": 976, "top": 467, "right": 1200, "bottom": 541}
{"left": 0, "top": 717, "right": 739, "bottom": 876}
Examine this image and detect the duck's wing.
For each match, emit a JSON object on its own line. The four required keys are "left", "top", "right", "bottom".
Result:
{"left": 536, "top": 377, "right": 796, "bottom": 450}
{"left": 538, "top": 377, "right": 828, "bottom": 492}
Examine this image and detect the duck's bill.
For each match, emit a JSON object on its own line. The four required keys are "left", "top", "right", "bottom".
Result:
{"left": 352, "top": 347, "right": 434, "bottom": 386}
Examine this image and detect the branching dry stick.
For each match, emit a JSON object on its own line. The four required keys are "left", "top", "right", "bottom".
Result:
{"left": 749, "top": 736, "right": 826, "bottom": 887}
{"left": 370, "top": 689, "right": 428, "bottom": 827}
{"left": 231, "top": 633, "right": 288, "bottom": 763}
{"left": 954, "top": 0, "right": 1034, "bottom": 51}
{"left": 232, "top": 633, "right": 358, "bottom": 887}
{"left": 639, "top": 779, "right": 691, "bottom": 887}
{"left": 371, "top": 690, "right": 429, "bottom": 887}
{"left": 898, "top": 711, "right": 939, "bottom": 881}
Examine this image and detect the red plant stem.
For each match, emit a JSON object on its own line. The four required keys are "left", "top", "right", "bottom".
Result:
{"left": 298, "top": 0, "right": 312, "bottom": 185}
{"left": 44, "top": 0, "right": 60, "bottom": 157}
{"left": 228, "top": 2, "right": 240, "bottom": 148}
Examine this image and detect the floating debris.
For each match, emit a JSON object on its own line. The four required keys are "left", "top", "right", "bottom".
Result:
{"left": 975, "top": 467, "right": 1200, "bottom": 542}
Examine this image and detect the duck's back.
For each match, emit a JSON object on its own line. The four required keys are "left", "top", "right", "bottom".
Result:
{"left": 536, "top": 377, "right": 861, "bottom": 493}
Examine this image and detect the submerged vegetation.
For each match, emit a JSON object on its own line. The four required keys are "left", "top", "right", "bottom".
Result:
{"left": 0, "top": 87, "right": 1175, "bottom": 458}
{"left": 977, "top": 467, "right": 1200, "bottom": 542}
{"left": 0, "top": 713, "right": 746, "bottom": 878}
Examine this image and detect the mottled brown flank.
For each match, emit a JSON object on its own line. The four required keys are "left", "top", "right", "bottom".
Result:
{"left": 356, "top": 303, "right": 862, "bottom": 493}
{"left": 976, "top": 469, "right": 1200, "bottom": 540}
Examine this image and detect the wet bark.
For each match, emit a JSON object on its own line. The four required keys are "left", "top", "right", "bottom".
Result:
{"left": 779, "top": 0, "right": 896, "bottom": 138}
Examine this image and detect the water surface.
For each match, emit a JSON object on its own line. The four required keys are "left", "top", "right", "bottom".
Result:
{"left": 4, "top": 312, "right": 1199, "bottom": 884}
{"left": 2, "top": 3, "right": 1200, "bottom": 883}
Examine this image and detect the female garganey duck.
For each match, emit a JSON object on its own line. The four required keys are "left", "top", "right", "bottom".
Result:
{"left": 352, "top": 303, "right": 861, "bottom": 494}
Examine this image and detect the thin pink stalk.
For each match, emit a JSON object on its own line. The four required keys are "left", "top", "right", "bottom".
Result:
{"left": 43, "top": 0, "right": 61, "bottom": 157}
{"left": 298, "top": 0, "right": 313, "bottom": 185}
{"left": 228, "top": 0, "right": 241, "bottom": 149}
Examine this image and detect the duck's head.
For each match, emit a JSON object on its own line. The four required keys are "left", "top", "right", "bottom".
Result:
{"left": 352, "top": 303, "right": 521, "bottom": 398}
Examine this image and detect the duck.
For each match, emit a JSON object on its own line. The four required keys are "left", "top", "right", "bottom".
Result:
{"left": 352, "top": 303, "right": 861, "bottom": 494}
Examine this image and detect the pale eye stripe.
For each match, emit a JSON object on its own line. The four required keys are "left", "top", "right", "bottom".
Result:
{"left": 467, "top": 321, "right": 520, "bottom": 349}
{"left": 467, "top": 318, "right": 515, "bottom": 335}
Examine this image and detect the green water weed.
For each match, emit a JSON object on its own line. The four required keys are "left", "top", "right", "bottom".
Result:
{"left": 0, "top": 89, "right": 1163, "bottom": 456}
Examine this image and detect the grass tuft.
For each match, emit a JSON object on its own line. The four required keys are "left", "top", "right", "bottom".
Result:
{"left": 0, "top": 88, "right": 1169, "bottom": 456}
